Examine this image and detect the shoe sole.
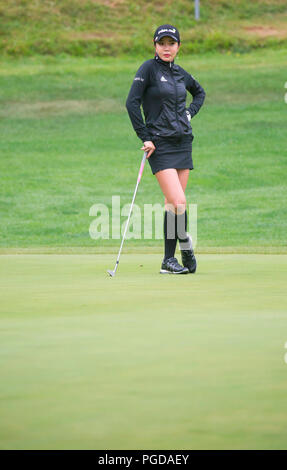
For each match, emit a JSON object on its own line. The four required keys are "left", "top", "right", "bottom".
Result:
{"left": 182, "top": 261, "right": 197, "bottom": 273}
{"left": 186, "top": 266, "right": 196, "bottom": 273}
{"left": 160, "top": 269, "right": 189, "bottom": 274}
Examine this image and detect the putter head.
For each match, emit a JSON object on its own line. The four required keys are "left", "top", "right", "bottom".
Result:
{"left": 107, "top": 269, "right": 115, "bottom": 277}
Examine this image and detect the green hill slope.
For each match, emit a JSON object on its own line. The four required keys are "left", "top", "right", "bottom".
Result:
{"left": 1, "top": 0, "right": 287, "bottom": 56}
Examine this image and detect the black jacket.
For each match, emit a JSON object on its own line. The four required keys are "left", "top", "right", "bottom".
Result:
{"left": 126, "top": 53, "right": 206, "bottom": 142}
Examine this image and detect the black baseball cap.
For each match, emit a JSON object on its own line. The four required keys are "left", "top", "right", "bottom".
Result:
{"left": 153, "top": 24, "right": 180, "bottom": 44}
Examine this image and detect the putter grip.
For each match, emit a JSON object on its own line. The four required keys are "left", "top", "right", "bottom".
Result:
{"left": 137, "top": 152, "right": 147, "bottom": 183}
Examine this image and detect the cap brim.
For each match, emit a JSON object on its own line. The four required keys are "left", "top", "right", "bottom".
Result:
{"left": 154, "top": 33, "right": 179, "bottom": 42}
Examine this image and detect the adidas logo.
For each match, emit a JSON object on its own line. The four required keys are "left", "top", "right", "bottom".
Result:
{"left": 160, "top": 76, "right": 168, "bottom": 82}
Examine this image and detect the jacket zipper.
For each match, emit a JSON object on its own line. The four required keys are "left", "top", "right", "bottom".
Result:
{"left": 170, "top": 62, "right": 181, "bottom": 135}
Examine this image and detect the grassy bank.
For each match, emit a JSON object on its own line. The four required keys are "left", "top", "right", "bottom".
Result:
{"left": 0, "top": 0, "right": 287, "bottom": 56}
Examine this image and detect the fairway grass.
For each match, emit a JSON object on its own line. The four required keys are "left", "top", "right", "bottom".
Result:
{"left": 1, "top": 48, "right": 287, "bottom": 250}
{"left": 0, "top": 254, "right": 286, "bottom": 450}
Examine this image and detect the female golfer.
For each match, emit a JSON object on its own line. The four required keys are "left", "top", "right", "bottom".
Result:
{"left": 126, "top": 24, "right": 206, "bottom": 274}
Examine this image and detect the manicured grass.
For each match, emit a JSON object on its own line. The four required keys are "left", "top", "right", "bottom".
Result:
{"left": 0, "top": 48, "right": 286, "bottom": 251}
{"left": 0, "top": 254, "right": 286, "bottom": 449}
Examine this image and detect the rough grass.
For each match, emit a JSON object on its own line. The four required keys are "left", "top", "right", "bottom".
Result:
{"left": 0, "top": 0, "right": 287, "bottom": 56}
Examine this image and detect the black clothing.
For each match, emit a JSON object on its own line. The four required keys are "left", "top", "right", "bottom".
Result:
{"left": 160, "top": 257, "right": 189, "bottom": 274}
{"left": 164, "top": 210, "right": 190, "bottom": 262}
{"left": 154, "top": 24, "right": 181, "bottom": 44}
{"left": 147, "top": 134, "right": 193, "bottom": 174}
{"left": 164, "top": 210, "right": 177, "bottom": 261}
{"left": 176, "top": 210, "right": 188, "bottom": 243}
{"left": 125, "top": 53, "right": 206, "bottom": 143}
{"left": 181, "top": 249, "right": 197, "bottom": 273}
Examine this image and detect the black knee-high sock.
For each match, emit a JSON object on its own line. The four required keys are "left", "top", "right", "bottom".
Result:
{"left": 176, "top": 210, "right": 187, "bottom": 241}
{"left": 164, "top": 210, "right": 177, "bottom": 261}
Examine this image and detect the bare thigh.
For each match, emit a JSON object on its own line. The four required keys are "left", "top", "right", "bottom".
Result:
{"left": 155, "top": 168, "right": 189, "bottom": 213}
{"left": 177, "top": 169, "right": 190, "bottom": 193}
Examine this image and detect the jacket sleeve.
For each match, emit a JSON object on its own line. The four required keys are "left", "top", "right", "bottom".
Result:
{"left": 125, "top": 61, "right": 152, "bottom": 143}
{"left": 183, "top": 70, "right": 206, "bottom": 119}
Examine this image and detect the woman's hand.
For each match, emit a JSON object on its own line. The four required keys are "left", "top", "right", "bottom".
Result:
{"left": 141, "top": 141, "right": 156, "bottom": 158}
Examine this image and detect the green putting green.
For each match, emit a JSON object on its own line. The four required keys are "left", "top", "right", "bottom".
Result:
{"left": 0, "top": 254, "right": 286, "bottom": 449}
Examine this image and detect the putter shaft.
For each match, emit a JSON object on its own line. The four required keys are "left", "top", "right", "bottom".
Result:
{"left": 107, "top": 152, "right": 147, "bottom": 277}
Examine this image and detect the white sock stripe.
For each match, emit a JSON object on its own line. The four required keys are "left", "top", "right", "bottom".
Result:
{"left": 179, "top": 234, "right": 193, "bottom": 251}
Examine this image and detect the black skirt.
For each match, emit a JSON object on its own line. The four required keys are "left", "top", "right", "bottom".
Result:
{"left": 147, "top": 134, "right": 194, "bottom": 175}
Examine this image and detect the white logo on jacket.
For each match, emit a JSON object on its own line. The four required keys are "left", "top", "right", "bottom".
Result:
{"left": 160, "top": 76, "right": 168, "bottom": 82}
{"left": 134, "top": 77, "right": 144, "bottom": 82}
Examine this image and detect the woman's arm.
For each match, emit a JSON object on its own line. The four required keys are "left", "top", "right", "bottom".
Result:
{"left": 125, "top": 61, "right": 152, "bottom": 143}
{"left": 182, "top": 69, "right": 206, "bottom": 119}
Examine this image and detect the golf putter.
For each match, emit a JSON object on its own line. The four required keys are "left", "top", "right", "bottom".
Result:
{"left": 107, "top": 151, "right": 147, "bottom": 277}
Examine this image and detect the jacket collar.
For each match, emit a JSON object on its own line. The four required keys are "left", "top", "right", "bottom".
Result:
{"left": 154, "top": 53, "right": 174, "bottom": 69}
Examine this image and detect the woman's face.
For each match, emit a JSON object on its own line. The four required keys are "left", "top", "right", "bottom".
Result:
{"left": 155, "top": 36, "right": 180, "bottom": 62}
